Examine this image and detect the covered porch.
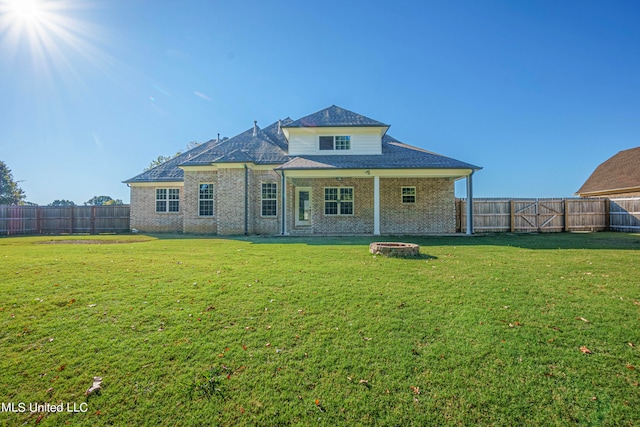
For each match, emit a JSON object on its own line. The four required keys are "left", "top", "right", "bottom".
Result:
{"left": 279, "top": 168, "right": 476, "bottom": 236}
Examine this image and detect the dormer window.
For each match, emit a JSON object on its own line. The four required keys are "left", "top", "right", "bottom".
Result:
{"left": 319, "top": 135, "right": 350, "bottom": 151}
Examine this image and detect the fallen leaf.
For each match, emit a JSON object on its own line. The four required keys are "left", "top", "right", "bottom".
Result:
{"left": 411, "top": 386, "right": 420, "bottom": 395}
{"left": 579, "top": 346, "right": 592, "bottom": 354}
{"left": 626, "top": 365, "right": 635, "bottom": 370}
{"left": 359, "top": 379, "right": 368, "bottom": 385}
{"left": 88, "top": 304, "right": 97, "bottom": 308}
{"left": 576, "top": 317, "right": 590, "bottom": 323}
{"left": 242, "top": 345, "right": 247, "bottom": 351}
{"left": 629, "top": 342, "right": 635, "bottom": 347}
{"left": 265, "top": 342, "right": 271, "bottom": 347}
{"left": 57, "top": 365, "right": 66, "bottom": 371}
{"left": 85, "top": 376, "right": 103, "bottom": 396}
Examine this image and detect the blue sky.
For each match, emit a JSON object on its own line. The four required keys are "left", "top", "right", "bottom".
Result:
{"left": 1, "top": 0, "right": 639, "bottom": 205}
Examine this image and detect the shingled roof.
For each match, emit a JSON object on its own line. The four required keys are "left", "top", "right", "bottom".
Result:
{"left": 124, "top": 106, "right": 479, "bottom": 184}
{"left": 577, "top": 147, "right": 640, "bottom": 196}
{"left": 283, "top": 105, "right": 389, "bottom": 128}
{"left": 279, "top": 135, "right": 480, "bottom": 171}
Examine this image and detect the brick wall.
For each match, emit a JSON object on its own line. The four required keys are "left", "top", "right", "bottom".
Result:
{"left": 286, "top": 176, "right": 455, "bottom": 235}
{"left": 379, "top": 178, "right": 455, "bottom": 234}
{"left": 249, "top": 170, "right": 282, "bottom": 235}
{"left": 131, "top": 174, "right": 456, "bottom": 235}
{"left": 183, "top": 171, "right": 218, "bottom": 234}
{"left": 287, "top": 177, "right": 374, "bottom": 235}
{"left": 129, "top": 185, "right": 184, "bottom": 232}
{"left": 216, "top": 168, "right": 248, "bottom": 235}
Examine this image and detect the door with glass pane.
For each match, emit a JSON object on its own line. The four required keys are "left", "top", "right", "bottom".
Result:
{"left": 295, "top": 188, "right": 311, "bottom": 226}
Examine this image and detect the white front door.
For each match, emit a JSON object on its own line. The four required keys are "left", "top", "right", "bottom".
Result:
{"left": 295, "top": 187, "right": 311, "bottom": 226}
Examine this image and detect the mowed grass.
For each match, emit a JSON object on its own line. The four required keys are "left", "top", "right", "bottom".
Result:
{"left": 0, "top": 233, "right": 639, "bottom": 426}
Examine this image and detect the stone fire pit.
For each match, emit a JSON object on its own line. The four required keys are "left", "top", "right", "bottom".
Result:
{"left": 369, "top": 242, "right": 420, "bottom": 258}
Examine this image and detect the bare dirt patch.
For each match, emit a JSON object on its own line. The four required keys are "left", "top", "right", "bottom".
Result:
{"left": 37, "top": 239, "right": 148, "bottom": 245}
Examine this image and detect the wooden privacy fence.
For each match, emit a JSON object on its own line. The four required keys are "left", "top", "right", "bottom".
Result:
{"left": 456, "top": 198, "right": 610, "bottom": 233}
{"left": 609, "top": 198, "right": 640, "bottom": 232}
{"left": 0, "top": 205, "right": 130, "bottom": 235}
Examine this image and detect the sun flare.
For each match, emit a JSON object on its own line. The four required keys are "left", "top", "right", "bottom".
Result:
{"left": 0, "top": 0, "right": 113, "bottom": 93}
{"left": 7, "top": 0, "right": 43, "bottom": 19}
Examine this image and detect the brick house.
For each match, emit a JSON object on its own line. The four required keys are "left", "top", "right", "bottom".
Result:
{"left": 124, "top": 106, "right": 481, "bottom": 235}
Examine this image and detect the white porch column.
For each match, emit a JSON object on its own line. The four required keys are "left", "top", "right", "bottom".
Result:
{"left": 374, "top": 175, "right": 380, "bottom": 235}
{"left": 281, "top": 171, "right": 287, "bottom": 235}
{"left": 466, "top": 172, "right": 474, "bottom": 235}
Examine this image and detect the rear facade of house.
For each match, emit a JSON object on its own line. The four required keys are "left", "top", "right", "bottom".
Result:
{"left": 124, "top": 106, "right": 481, "bottom": 235}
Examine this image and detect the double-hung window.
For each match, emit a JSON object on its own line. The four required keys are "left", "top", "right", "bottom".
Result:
{"left": 402, "top": 187, "right": 416, "bottom": 204}
{"left": 156, "top": 188, "right": 180, "bottom": 213}
{"left": 319, "top": 135, "right": 350, "bottom": 151}
{"left": 324, "top": 187, "right": 353, "bottom": 215}
{"left": 199, "top": 183, "right": 214, "bottom": 216}
{"left": 261, "top": 183, "right": 277, "bottom": 217}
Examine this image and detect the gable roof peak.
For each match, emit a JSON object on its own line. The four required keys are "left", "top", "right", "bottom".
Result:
{"left": 283, "top": 105, "right": 389, "bottom": 128}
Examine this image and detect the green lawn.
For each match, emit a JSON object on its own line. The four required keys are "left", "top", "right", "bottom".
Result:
{"left": 0, "top": 233, "right": 639, "bottom": 426}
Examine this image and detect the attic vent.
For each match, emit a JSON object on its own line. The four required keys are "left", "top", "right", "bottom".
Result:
{"left": 253, "top": 120, "right": 258, "bottom": 137}
{"left": 217, "top": 133, "right": 220, "bottom": 143}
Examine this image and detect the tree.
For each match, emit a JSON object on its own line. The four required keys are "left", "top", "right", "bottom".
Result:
{"left": 144, "top": 152, "right": 182, "bottom": 171}
{"left": 143, "top": 141, "right": 203, "bottom": 171}
{"left": 84, "top": 196, "right": 124, "bottom": 206}
{"left": 0, "top": 161, "right": 26, "bottom": 205}
{"left": 49, "top": 200, "right": 76, "bottom": 207}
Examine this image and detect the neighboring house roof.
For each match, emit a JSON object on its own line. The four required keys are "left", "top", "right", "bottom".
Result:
{"left": 124, "top": 106, "right": 480, "bottom": 184}
{"left": 577, "top": 146, "right": 640, "bottom": 196}
{"left": 279, "top": 135, "right": 480, "bottom": 170}
{"left": 282, "top": 105, "right": 389, "bottom": 128}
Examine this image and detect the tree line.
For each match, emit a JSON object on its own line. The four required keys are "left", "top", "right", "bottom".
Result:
{"left": 0, "top": 160, "right": 123, "bottom": 206}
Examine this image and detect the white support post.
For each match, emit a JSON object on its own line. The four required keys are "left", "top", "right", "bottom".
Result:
{"left": 281, "top": 171, "right": 287, "bottom": 235}
{"left": 466, "top": 172, "right": 474, "bottom": 235}
{"left": 374, "top": 175, "right": 380, "bottom": 235}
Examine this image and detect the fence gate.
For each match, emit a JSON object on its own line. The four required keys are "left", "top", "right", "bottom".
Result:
{"left": 458, "top": 198, "right": 608, "bottom": 233}
{"left": 513, "top": 200, "right": 565, "bottom": 232}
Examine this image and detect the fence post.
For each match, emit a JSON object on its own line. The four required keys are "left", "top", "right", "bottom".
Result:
{"left": 510, "top": 200, "right": 515, "bottom": 233}
{"left": 69, "top": 206, "right": 74, "bottom": 234}
{"left": 604, "top": 199, "right": 610, "bottom": 231}
{"left": 91, "top": 206, "right": 97, "bottom": 234}
{"left": 563, "top": 199, "right": 569, "bottom": 232}
{"left": 36, "top": 207, "right": 42, "bottom": 234}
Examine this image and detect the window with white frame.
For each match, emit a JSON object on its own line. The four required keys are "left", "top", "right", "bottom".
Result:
{"left": 324, "top": 187, "right": 353, "bottom": 215}
{"left": 261, "top": 183, "right": 277, "bottom": 217}
{"left": 156, "top": 188, "right": 180, "bottom": 212}
{"left": 199, "top": 183, "right": 214, "bottom": 216}
{"left": 402, "top": 187, "right": 416, "bottom": 204}
{"left": 319, "top": 135, "right": 350, "bottom": 151}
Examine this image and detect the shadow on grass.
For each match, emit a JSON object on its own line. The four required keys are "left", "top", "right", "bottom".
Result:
{"left": 145, "top": 231, "right": 640, "bottom": 251}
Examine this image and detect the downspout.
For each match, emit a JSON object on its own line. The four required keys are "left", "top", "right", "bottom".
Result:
{"left": 244, "top": 164, "right": 249, "bottom": 235}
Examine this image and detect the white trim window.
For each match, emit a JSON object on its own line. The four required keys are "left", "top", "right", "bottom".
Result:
{"left": 156, "top": 188, "right": 180, "bottom": 213}
{"left": 261, "top": 183, "right": 278, "bottom": 217}
{"left": 199, "top": 183, "right": 214, "bottom": 216}
{"left": 319, "top": 135, "right": 350, "bottom": 151}
{"left": 402, "top": 187, "right": 416, "bottom": 204}
{"left": 324, "top": 187, "right": 353, "bottom": 215}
